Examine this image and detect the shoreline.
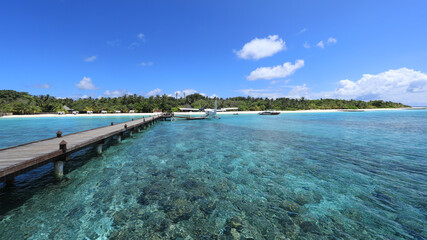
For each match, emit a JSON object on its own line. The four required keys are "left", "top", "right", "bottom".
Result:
{"left": 0, "top": 108, "right": 421, "bottom": 118}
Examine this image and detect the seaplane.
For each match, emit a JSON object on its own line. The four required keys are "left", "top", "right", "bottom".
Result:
{"left": 173, "top": 100, "right": 220, "bottom": 120}
{"left": 204, "top": 99, "right": 220, "bottom": 119}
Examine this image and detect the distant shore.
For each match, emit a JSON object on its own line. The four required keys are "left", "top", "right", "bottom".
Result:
{"left": 1, "top": 108, "right": 423, "bottom": 118}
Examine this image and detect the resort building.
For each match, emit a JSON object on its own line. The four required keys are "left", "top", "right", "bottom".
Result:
{"left": 63, "top": 105, "right": 73, "bottom": 114}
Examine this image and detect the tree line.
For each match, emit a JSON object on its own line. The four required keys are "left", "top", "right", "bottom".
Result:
{"left": 0, "top": 90, "right": 408, "bottom": 114}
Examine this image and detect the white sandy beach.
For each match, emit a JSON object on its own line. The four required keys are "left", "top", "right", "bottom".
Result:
{"left": 0, "top": 108, "right": 416, "bottom": 118}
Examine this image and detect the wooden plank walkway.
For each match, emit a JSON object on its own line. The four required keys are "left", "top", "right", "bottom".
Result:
{"left": 0, "top": 115, "right": 162, "bottom": 181}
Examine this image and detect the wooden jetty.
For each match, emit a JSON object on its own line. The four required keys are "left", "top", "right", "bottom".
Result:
{"left": 0, "top": 114, "right": 164, "bottom": 183}
{"left": 173, "top": 114, "right": 207, "bottom": 120}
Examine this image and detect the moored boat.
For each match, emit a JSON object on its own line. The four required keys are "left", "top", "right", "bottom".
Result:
{"left": 338, "top": 109, "right": 365, "bottom": 112}
{"left": 259, "top": 110, "right": 280, "bottom": 115}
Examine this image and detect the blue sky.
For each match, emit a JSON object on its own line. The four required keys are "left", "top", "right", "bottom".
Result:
{"left": 1, "top": 0, "right": 426, "bottom": 105}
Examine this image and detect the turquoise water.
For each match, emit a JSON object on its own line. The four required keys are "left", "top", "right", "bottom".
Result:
{"left": 0, "top": 110, "right": 426, "bottom": 239}
{"left": 0, "top": 116, "right": 145, "bottom": 149}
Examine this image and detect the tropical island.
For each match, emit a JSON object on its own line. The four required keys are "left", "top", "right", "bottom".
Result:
{"left": 0, "top": 90, "right": 408, "bottom": 115}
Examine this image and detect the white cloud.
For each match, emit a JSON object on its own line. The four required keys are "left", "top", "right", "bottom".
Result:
{"left": 305, "top": 38, "right": 336, "bottom": 49}
{"left": 247, "top": 60, "right": 304, "bottom": 81}
{"left": 270, "top": 79, "right": 291, "bottom": 85}
{"left": 174, "top": 91, "right": 181, "bottom": 98}
{"left": 297, "top": 28, "right": 307, "bottom": 35}
{"left": 235, "top": 35, "right": 286, "bottom": 60}
{"left": 129, "top": 33, "right": 146, "bottom": 49}
{"left": 104, "top": 89, "right": 129, "bottom": 98}
{"left": 327, "top": 37, "right": 337, "bottom": 45}
{"left": 332, "top": 68, "right": 427, "bottom": 105}
{"left": 146, "top": 88, "right": 162, "bottom": 96}
{"left": 84, "top": 55, "right": 97, "bottom": 62}
{"left": 183, "top": 89, "right": 198, "bottom": 95}
{"left": 245, "top": 68, "right": 427, "bottom": 104}
{"left": 172, "top": 89, "right": 200, "bottom": 98}
{"left": 128, "top": 42, "right": 140, "bottom": 49}
{"left": 76, "top": 77, "right": 98, "bottom": 90}
{"left": 210, "top": 94, "right": 218, "bottom": 99}
{"left": 34, "top": 84, "right": 51, "bottom": 89}
{"left": 237, "top": 84, "right": 310, "bottom": 99}
{"left": 277, "top": 68, "right": 427, "bottom": 105}
{"left": 69, "top": 93, "right": 95, "bottom": 99}
{"left": 107, "top": 40, "right": 120, "bottom": 46}
{"left": 286, "top": 84, "right": 310, "bottom": 98}
{"left": 238, "top": 88, "right": 286, "bottom": 99}
{"left": 140, "top": 61, "right": 154, "bottom": 66}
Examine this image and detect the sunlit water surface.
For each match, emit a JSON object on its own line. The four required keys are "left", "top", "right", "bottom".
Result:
{"left": 0, "top": 111, "right": 426, "bottom": 239}
{"left": 0, "top": 115, "right": 145, "bottom": 149}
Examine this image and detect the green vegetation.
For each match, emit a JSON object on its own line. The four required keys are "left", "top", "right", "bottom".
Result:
{"left": 0, "top": 90, "right": 408, "bottom": 114}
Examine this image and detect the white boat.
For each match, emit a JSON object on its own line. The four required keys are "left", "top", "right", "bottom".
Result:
{"left": 259, "top": 110, "right": 280, "bottom": 115}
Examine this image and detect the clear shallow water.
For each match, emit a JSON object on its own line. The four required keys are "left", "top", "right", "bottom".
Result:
{"left": 0, "top": 110, "right": 426, "bottom": 239}
{"left": 0, "top": 116, "right": 145, "bottom": 149}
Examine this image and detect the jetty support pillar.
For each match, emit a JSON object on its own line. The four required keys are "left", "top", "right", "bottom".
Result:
{"left": 54, "top": 155, "right": 70, "bottom": 179}
{"left": 96, "top": 140, "right": 105, "bottom": 155}
{"left": 54, "top": 161, "right": 64, "bottom": 178}
{"left": 117, "top": 133, "right": 122, "bottom": 143}
{"left": 54, "top": 140, "right": 69, "bottom": 178}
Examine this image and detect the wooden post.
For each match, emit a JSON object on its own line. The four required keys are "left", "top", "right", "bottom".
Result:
{"left": 55, "top": 141, "right": 69, "bottom": 178}
{"left": 96, "top": 144, "right": 103, "bottom": 155}
{"left": 117, "top": 133, "right": 122, "bottom": 143}
{"left": 129, "top": 129, "right": 133, "bottom": 137}
{"left": 59, "top": 140, "right": 67, "bottom": 152}
{"left": 54, "top": 160, "right": 64, "bottom": 178}
{"left": 96, "top": 139, "right": 105, "bottom": 155}
{"left": 136, "top": 126, "right": 141, "bottom": 133}
{"left": 56, "top": 131, "right": 62, "bottom": 138}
